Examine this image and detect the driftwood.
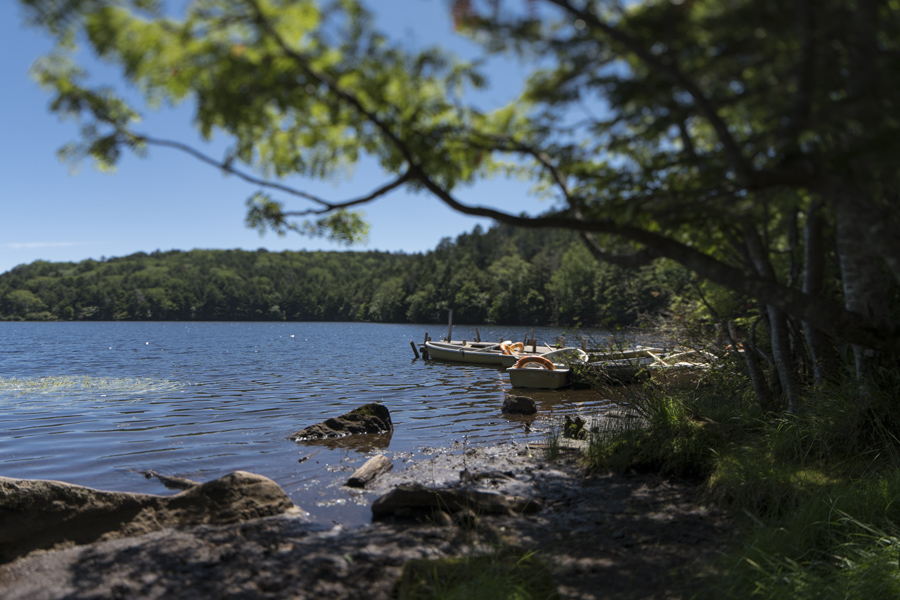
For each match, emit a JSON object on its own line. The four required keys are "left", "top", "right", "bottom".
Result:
{"left": 346, "top": 454, "right": 393, "bottom": 488}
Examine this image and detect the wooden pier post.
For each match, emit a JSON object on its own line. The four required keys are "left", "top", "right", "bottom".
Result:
{"left": 474, "top": 327, "right": 481, "bottom": 343}
{"left": 410, "top": 340, "right": 420, "bottom": 359}
{"left": 447, "top": 309, "right": 453, "bottom": 341}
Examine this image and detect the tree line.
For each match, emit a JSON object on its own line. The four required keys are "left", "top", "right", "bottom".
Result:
{"left": 0, "top": 224, "right": 690, "bottom": 325}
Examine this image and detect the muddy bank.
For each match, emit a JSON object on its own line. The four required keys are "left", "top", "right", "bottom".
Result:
{"left": 0, "top": 443, "right": 734, "bottom": 599}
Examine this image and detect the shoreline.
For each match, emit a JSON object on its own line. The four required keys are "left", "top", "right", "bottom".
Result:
{"left": 0, "top": 441, "right": 735, "bottom": 599}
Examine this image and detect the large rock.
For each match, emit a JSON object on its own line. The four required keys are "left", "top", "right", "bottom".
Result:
{"left": 371, "top": 482, "right": 541, "bottom": 521}
{"left": 290, "top": 403, "right": 393, "bottom": 441}
{"left": 0, "top": 471, "right": 297, "bottom": 564}
{"left": 501, "top": 395, "right": 537, "bottom": 415}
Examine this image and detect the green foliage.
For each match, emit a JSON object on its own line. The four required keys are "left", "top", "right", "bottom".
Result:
{"left": 0, "top": 224, "right": 691, "bottom": 325}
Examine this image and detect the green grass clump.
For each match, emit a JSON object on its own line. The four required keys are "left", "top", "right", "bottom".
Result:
{"left": 585, "top": 384, "right": 734, "bottom": 480}
{"left": 392, "top": 549, "right": 559, "bottom": 600}
{"left": 582, "top": 366, "right": 900, "bottom": 599}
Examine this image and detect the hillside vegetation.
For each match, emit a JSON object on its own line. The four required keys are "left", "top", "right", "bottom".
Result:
{"left": 0, "top": 225, "right": 689, "bottom": 325}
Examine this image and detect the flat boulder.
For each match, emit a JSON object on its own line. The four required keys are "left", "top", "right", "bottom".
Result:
{"left": 290, "top": 403, "right": 393, "bottom": 441}
{"left": 0, "top": 471, "right": 297, "bottom": 564}
{"left": 371, "top": 482, "right": 541, "bottom": 521}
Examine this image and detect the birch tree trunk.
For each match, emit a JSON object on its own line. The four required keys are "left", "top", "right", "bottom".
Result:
{"left": 834, "top": 196, "right": 891, "bottom": 393}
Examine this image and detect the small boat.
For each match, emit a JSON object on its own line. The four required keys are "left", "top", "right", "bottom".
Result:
{"left": 541, "top": 347, "right": 589, "bottom": 366}
{"left": 587, "top": 345, "right": 664, "bottom": 362}
{"left": 507, "top": 361, "right": 571, "bottom": 389}
{"left": 647, "top": 349, "right": 714, "bottom": 386}
{"left": 583, "top": 356, "right": 656, "bottom": 385}
{"left": 423, "top": 340, "right": 556, "bottom": 367}
{"left": 506, "top": 348, "right": 588, "bottom": 389}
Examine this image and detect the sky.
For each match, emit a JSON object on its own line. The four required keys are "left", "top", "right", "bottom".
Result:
{"left": 0, "top": 0, "right": 554, "bottom": 275}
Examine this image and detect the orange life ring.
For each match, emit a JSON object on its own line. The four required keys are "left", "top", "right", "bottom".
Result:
{"left": 500, "top": 343, "right": 512, "bottom": 355}
{"left": 510, "top": 342, "right": 525, "bottom": 353}
{"left": 513, "top": 356, "right": 556, "bottom": 370}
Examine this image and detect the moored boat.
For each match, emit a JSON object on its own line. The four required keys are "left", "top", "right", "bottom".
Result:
{"left": 422, "top": 340, "right": 556, "bottom": 366}
{"left": 507, "top": 357, "right": 571, "bottom": 389}
{"left": 583, "top": 356, "right": 656, "bottom": 385}
{"left": 506, "top": 348, "right": 588, "bottom": 389}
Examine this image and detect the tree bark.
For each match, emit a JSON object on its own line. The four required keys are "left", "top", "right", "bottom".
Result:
{"left": 800, "top": 200, "right": 837, "bottom": 386}
{"left": 834, "top": 194, "right": 891, "bottom": 391}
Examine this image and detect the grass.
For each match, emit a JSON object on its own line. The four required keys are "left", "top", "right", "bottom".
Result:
{"left": 580, "top": 361, "right": 900, "bottom": 599}
{"left": 392, "top": 549, "right": 559, "bottom": 600}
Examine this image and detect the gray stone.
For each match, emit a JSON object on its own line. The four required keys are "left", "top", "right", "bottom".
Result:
{"left": 290, "top": 403, "right": 393, "bottom": 441}
{"left": 502, "top": 395, "right": 537, "bottom": 415}
{"left": 371, "top": 482, "right": 541, "bottom": 520}
{"left": 0, "top": 471, "right": 297, "bottom": 564}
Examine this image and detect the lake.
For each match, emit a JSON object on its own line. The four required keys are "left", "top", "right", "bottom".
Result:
{"left": 0, "top": 321, "right": 628, "bottom": 526}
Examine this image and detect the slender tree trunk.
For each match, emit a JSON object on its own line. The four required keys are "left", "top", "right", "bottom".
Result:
{"left": 731, "top": 320, "right": 775, "bottom": 411}
{"left": 800, "top": 201, "right": 837, "bottom": 386}
{"left": 834, "top": 195, "right": 891, "bottom": 392}
{"left": 743, "top": 224, "right": 802, "bottom": 412}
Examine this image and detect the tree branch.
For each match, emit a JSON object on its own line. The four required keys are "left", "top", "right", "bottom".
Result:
{"left": 544, "top": 0, "right": 753, "bottom": 186}
{"left": 132, "top": 133, "right": 410, "bottom": 214}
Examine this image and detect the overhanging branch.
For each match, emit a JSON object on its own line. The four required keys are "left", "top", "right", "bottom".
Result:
{"left": 132, "top": 133, "right": 410, "bottom": 214}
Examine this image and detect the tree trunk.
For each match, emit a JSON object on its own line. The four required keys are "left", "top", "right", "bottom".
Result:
{"left": 731, "top": 320, "right": 775, "bottom": 411}
{"left": 743, "top": 224, "right": 801, "bottom": 411}
{"left": 800, "top": 200, "right": 837, "bottom": 386}
{"left": 834, "top": 195, "right": 891, "bottom": 392}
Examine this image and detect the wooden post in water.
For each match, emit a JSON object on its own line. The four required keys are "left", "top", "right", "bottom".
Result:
{"left": 447, "top": 309, "right": 453, "bottom": 342}
{"left": 409, "top": 341, "right": 420, "bottom": 359}
{"left": 531, "top": 328, "right": 536, "bottom": 353}
{"left": 474, "top": 327, "right": 481, "bottom": 343}
{"left": 581, "top": 337, "right": 587, "bottom": 351}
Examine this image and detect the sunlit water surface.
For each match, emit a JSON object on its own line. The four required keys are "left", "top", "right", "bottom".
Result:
{"left": 0, "top": 322, "right": 629, "bottom": 525}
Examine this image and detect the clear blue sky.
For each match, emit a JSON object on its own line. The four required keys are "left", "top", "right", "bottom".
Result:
{"left": 0, "top": 0, "right": 553, "bottom": 275}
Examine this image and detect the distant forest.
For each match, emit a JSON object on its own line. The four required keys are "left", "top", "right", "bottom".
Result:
{"left": 0, "top": 225, "right": 691, "bottom": 326}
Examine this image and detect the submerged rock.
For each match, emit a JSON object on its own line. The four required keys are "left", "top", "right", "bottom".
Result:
{"left": 0, "top": 471, "right": 297, "bottom": 564}
{"left": 290, "top": 403, "right": 393, "bottom": 441}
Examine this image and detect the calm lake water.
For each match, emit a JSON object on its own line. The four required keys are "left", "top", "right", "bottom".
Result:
{"left": 0, "top": 322, "right": 627, "bottom": 525}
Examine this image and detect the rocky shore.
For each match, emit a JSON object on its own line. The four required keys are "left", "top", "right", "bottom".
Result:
{"left": 0, "top": 440, "right": 734, "bottom": 599}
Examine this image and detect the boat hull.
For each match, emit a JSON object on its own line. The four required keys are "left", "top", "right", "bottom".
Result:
{"left": 507, "top": 366, "right": 571, "bottom": 389}
{"left": 423, "top": 341, "right": 554, "bottom": 367}
{"left": 424, "top": 341, "right": 508, "bottom": 365}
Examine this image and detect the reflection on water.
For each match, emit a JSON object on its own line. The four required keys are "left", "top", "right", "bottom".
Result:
{"left": 0, "top": 322, "right": 629, "bottom": 525}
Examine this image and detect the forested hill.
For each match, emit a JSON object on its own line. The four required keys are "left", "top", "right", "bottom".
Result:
{"left": 0, "top": 225, "right": 689, "bottom": 326}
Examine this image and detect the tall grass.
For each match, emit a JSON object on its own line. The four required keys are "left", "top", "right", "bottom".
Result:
{"left": 583, "top": 362, "right": 900, "bottom": 599}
